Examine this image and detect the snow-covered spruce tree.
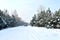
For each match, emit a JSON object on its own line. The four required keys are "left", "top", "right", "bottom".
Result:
{"left": 37, "top": 8, "right": 52, "bottom": 27}
{"left": 3, "top": 10, "right": 17, "bottom": 27}
{"left": 46, "top": 9, "right": 60, "bottom": 29}
{"left": 30, "top": 9, "right": 45, "bottom": 27}
{"left": 30, "top": 8, "right": 52, "bottom": 27}
{"left": 30, "top": 14, "right": 37, "bottom": 26}
{"left": 0, "top": 10, "right": 17, "bottom": 30}
{"left": 47, "top": 17, "right": 60, "bottom": 28}
{"left": 0, "top": 10, "right": 8, "bottom": 30}
{"left": 45, "top": 8, "right": 52, "bottom": 28}
{"left": 52, "top": 9, "right": 60, "bottom": 28}
{"left": 36, "top": 10, "right": 46, "bottom": 27}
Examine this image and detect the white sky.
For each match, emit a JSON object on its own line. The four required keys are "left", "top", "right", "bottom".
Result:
{"left": 0, "top": 0, "right": 60, "bottom": 23}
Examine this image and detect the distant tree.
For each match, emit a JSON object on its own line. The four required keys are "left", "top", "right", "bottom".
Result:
{"left": 12, "top": 10, "right": 28, "bottom": 26}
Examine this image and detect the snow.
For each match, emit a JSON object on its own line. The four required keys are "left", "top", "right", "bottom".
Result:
{"left": 0, "top": 26, "right": 60, "bottom": 40}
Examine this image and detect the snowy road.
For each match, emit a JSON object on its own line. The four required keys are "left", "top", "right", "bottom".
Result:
{"left": 0, "top": 26, "right": 60, "bottom": 40}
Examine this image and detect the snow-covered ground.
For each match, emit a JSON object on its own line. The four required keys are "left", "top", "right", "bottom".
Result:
{"left": 0, "top": 26, "right": 60, "bottom": 40}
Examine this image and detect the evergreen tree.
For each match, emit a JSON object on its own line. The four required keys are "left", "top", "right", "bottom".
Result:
{"left": 30, "top": 8, "right": 53, "bottom": 27}
{"left": 30, "top": 14, "right": 36, "bottom": 26}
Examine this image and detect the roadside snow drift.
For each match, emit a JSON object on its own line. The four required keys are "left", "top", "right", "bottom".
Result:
{"left": 0, "top": 26, "right": 60, "bottom": 40}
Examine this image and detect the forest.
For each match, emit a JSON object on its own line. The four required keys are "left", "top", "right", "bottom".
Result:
{"left": 30, "top": 8, "right": 60, "bottom": 29}
{"left": 0, "top": 7, "right": 60, "bottom": 30}
{"left": 0, "top": 10, "right": 28, "bottom": 30}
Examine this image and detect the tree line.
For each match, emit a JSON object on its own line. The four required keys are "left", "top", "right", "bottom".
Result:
{"left": 30, "top": 8, "right": 60, "bottom": 29}
{"left": 0, "top": 10, "right": 28, "bottom": 30}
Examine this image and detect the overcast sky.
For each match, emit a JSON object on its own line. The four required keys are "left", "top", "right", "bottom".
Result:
{"left": 0, "top": 0, "right": 60, "bottom": 23}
